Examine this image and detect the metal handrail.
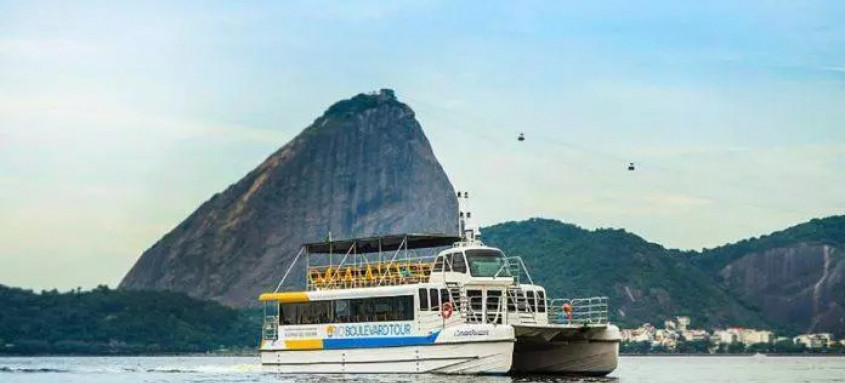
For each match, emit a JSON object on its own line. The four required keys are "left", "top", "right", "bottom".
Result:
{"left": 503, "top": 256, "right": 534, "bottom": 285}
{"left": 548, "top": 296, "right": 609, "bottom": 325}
{"left": 459, "top": 295, "right": 505, "bottom": 324}
{"left": 274, "top": 247, "right": 305, "bottom": 292}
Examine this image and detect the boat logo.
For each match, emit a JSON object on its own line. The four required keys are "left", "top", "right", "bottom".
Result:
{"left": 454, "top": 329, "right": 490, "bottom": 337}
{"left": 325, "top": 323, "right": 412, "bottom": 338}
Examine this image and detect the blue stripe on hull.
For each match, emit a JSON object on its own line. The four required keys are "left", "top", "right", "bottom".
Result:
{"left": 322, "top": 331, "right": 440, "bottom": 349}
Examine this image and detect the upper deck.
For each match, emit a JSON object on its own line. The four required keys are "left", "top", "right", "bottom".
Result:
{"left": 289, "top": 233, "right": 542, "bottom": 291}
{"left": 298, "top": 233, "right": 460, "bottom": 290}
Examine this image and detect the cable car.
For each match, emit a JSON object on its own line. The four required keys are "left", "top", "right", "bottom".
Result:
{"left": 518, "top": 133, "right": 525, "bottom": 142}
{"left": 628, "top": 162, "right": 635, "bottom": 171}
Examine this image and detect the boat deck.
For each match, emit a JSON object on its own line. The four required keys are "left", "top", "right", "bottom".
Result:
{"left": 513, "top": 323, "right": 619, "bottom": 342}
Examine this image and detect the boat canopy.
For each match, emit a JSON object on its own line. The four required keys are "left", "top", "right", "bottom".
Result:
{"left": 302, "top": 233, "right": 460, "bottom": 254}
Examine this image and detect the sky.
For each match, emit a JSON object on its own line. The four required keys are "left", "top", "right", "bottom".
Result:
{"left": 1, "top": 1, "right": 843, "bottom": 291}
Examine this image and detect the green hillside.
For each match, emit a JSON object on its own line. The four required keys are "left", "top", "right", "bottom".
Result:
{"left": 483, "top": 218, "right": 767, "bottom": 329}
{"left": 0, "top": 285, "right": 259, "bottom": 355}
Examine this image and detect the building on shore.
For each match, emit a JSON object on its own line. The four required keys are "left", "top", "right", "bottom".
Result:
{"left": 621, "top": 316, "right": 842, "bottom": 352}
{"left": 793, "top": 333, "right": 835, "bottom": 349}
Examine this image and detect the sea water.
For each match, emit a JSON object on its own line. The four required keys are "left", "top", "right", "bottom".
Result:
{"left": 0, "top": 356, "right": 842, "bottom": 383}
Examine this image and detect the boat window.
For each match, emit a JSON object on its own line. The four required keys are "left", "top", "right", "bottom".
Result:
{"left": 279, "top": 296, "right": 414, "bottom": 325}
{"left": 526, "top": 290, "right": 536, "bottom": 312}
{"left": 433, "top": 256, "right": 445, "bottom": 272}
{"left": 429, "top": 288, "right": 440, "bottom": 311}
{"left": 467, "top": 289, "right": 483, "bottom": 311}
{"left": 506, "top": 290, "right": 516, "bottom": 312}
{"left": 537, "top": 291, "right": 546, "bottom": 312}
{"left": 486, "top": 290, "right": 503, "bottom": 324}
{"left": 486, "top": 290, "right": 502, "bottom": 310}
{"left": 418, "top": 288, "right": 429, "bottom": 311}
{"left": 440, "top": 288, "right": 451, "bottom": 305}
{"left": 281, "top": 302, "right": 297, "bottom": 325}
{"left": 465, "top": 249, "right": 511, "bottom": 277}
{"left": 450, "top": 252, "right": 467, "bottom": 273}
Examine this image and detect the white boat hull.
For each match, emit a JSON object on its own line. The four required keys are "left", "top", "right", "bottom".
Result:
{"left": 511, "top": 324, "right": 621, "bottom": 375}
{"left": 261, "top": 340, "right": 514, "bottom": 374}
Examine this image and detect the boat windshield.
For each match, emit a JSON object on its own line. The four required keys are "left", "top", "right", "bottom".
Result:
{"left": 465, "top": 249, "right": 511, "bottom": 277}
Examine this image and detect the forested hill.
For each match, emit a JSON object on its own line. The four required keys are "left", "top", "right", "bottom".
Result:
{"left": 0, "top": 285, "right": 258, "bottom": 355}
{"left": 482, "top": 219, "right": 766, "bottom": 329}
{"left": 483, "top": 216, "right": 845, "bottom": 336}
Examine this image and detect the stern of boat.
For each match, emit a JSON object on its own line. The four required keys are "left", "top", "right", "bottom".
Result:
{"left": 511, "top": 297, "right": 620, "bottom": 376}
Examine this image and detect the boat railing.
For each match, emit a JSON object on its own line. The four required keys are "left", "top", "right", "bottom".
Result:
{"left": 503, "top": 256, "right": 534, "bottom": 285}
{"left": 459, "top": 295, "right": 505, "bottom": 325}
{"left": 548, "top": 297, "right": 609, "bottom": 325}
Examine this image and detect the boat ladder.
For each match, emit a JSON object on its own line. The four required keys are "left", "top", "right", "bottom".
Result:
{"left": 507, "top": 286, "right": 537, "bottom": 324}
{"left": 263, "top": 315, "right": 279, "bottom": 340}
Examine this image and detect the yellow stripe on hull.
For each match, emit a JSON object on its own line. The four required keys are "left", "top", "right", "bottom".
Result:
{"left": 258, "top": 292, "right": 309, "bottom": 303}
{"left": 284, "top": 339, "right": 323, "bottom": 350}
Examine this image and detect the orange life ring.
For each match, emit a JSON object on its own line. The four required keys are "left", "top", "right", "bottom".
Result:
{"left": 441, "top": 302, "right": 454, "bottom": 319}
{"left": 562, "top": 302, "right": 573, "bottom": 322}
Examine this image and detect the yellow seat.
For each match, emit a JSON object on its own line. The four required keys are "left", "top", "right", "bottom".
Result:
{"left": 352, "top": 266, "right": 364, "bottom": 287}
{"left": 364, "top": 265, "right": 376, "bottom": 286}
{"left": 308, "top": 268, "right": 324, "bottom": 288}
{"left": 343, "top": 267, "right": 354, "bottom": 287}
{"left": 323, "top": 267, "right": 335, "bottom": 288}
{"left": 376, "top": 263, "right": 387, "bottom": 283}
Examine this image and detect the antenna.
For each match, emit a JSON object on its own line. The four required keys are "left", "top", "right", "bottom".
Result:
{"left": 457, "top": 191, "right": 465, "bottom": 238}
{"left": 456, "top": 190, "right": 478, "bottom": 242}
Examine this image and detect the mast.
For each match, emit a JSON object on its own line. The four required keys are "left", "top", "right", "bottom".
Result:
{"left": 457, "top": 190, "right": 479, "bottom": 242}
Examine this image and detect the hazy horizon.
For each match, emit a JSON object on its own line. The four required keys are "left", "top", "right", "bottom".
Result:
{"left": 1, "top": 1, "right": 843, "bottom": 291}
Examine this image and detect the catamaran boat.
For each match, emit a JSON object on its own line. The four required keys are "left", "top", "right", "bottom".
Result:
{"left": 258, "top": 225, "right": 620, "bottom": 375}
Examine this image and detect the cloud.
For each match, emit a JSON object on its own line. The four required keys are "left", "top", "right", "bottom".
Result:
{"left": 819, "top": 66, "right": 845, "bottom": 73}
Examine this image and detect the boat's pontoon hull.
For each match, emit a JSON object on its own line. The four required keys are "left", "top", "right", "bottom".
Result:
{"left": 511, "top": 324, "right": 620, "bottom": 375}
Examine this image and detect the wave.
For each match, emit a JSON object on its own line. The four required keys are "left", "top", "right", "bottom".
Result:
{"left": 0, "top": 366, "right": 69, "bottom": 373}
{"left": 0, "top": 362, "right": 264, "bottom": 375}
{"left": 145, "top": 368, "right": 199, "bottom": 373}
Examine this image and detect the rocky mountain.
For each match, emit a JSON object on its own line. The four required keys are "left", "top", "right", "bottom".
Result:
{"left": 696, "top": 216, "right": 845, "bottom": 336}
{"left": 120, "top": 89, "right": 458, "bottom": 307}
{"left": 483, "top": 216, "right": 845, "bottom": 336}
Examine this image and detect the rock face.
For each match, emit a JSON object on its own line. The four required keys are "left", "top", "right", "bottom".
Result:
{"left": 718, "top": 244, "right": 845, "bottom": 336}
{"left": 696, "top": 215, "right": 845, "bottom": 336}
{"left": 120, "top": 89, "right": 459, "bottom": 307}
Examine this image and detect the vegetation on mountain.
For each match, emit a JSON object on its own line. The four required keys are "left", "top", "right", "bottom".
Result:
{"left": 483, "top": 216, "right": 845, "bottom": 336}
{"left": 482, "top": 218, "right": 768, "bottom": 329}
{"left": 4, "top": 215, "right": 842, "bottom": 355}
{"left": 0, "top": 285, "right": 259, "bottom": 355}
